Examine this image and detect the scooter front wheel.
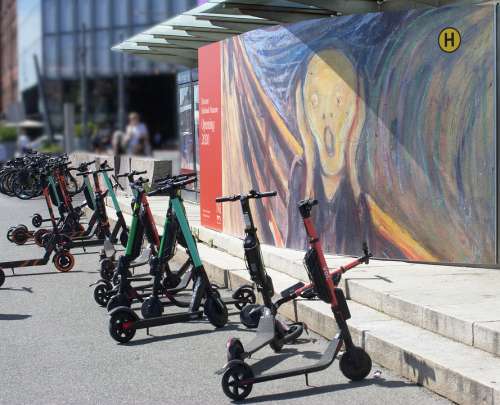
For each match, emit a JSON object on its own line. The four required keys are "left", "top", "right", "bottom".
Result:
{"left": 339, "top": 346, "right": 372, "bottom": 381}
{"left": 221, "top": 363, "right": 254, "bottom": 400}
{"left": 53, "top": 251, "right": 75, "bottom": 272}
{"left": 94, "top": 283, "right": 112, "bottom": 307}
{"left": 0, "top": 268, "right": 5, "bottom": 288}
{"left": 109, "top": 310, "right": 136, "bottom": 343}
{"left": 204, "top": 294, "right": 228, "bottom": 328}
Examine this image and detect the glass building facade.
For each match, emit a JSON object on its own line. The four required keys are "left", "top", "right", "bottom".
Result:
{"left": 18, "top": 0, "right": 196, "bottom": 142}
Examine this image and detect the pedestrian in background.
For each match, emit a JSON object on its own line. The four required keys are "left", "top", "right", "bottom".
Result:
{"left": 124, "top": 112, "right": 151, "bottom": 156}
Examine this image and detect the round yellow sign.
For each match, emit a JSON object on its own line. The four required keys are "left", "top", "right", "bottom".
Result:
{"left": 439, "top": 27, "right": 461, "bottom": 53}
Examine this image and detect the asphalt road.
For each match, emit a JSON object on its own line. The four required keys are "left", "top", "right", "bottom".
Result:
{"left": 0, "top": 195, "right": 451, "bottom": 405}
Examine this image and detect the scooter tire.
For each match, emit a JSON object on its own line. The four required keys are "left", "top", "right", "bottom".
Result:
{"left": 32, "top": 214, "right": 43, "bottom": 228}
{"left": 107, "top": 293, "right": 131, "bottom": 312}
{"left": 141, "top": 296, "right": 163, "bottom": 318}
{"left": 0, "top": 268, "right": 5, "bottom": 288}
{"left": 239, "top": 304, "right": 263, "bottom": 329}
{"left": 109, "top": 310, "right": 136, "bottom": 343}
{"left": 204, "top": 294, "right": 228, "bottom": 328}
{"left": 94, "top": 283, "right": 112, "bottom": 307}
{"left": 221, "top": 363, "right": 253, "bottom": 401}
{"left": 339, "top": 346, "right": 372, "bottom": 381}
{"left": 232, "top": 286, "right": 256, "bottom": 310}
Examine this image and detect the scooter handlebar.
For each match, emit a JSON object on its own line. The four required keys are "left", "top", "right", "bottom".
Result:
{"left": 216, "top": 195, "right": 240, "bottom": 203}
{"left": 216, "top": 190, "right": 277, "bottom": 203}
{"left": 148, "top": 177, "right": 196, "bottom": 196}
{"left": 112, "top": 175, "right": 125, "bottom": 191}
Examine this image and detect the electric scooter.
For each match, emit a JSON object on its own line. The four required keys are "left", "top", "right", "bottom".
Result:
{"left": 30, "top": 160, "right": 96, "bottom": 229}
{"left": 0, "top": 166, "right": 76, "bottom": 288}
{"left": 220, "top": 198, "right": 372, "bottom": 400}
{"left": 93, "top": 174, "right": 160, "bottom": 308}
{"left": 8, "top": 160, "right": 96, "bottom": 246}
{"left": 216, "top": 190, "right": 305, "bottom": 353}
{"left": 140, "top": 174, "right": 256, "bottom": 317}
{"left": 107, "top": 176, "right": 228, "bottom": 343}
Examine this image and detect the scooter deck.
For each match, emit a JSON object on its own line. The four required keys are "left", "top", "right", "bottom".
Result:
{"left": 132, "top": 310, "right": 204, "bottom": 329}
{"left": 243, "top": 310, "right": 276, "bottom": 356}
{"left": 243, "top": 336, "right": 342, "bottom": 384}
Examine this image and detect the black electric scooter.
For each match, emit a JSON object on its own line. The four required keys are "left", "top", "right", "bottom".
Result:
{"left": 216, "top": 190, "right": 306, "bottom": 353}
{"left": 107, "top": 176, "right": 228, "bottom": 343}
{"left": 220, "top": 199, "right": 372, "bottom": 400}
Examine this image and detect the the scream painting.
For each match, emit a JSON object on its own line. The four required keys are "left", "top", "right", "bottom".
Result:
{"left": 216, "top": 4, "right": 496, "bottom": 265}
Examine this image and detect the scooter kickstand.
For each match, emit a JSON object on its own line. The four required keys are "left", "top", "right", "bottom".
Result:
{"left": 305, "top": 373, "right": 309, "bottom": 386}
{"left": 147, "top": 327, "right": 150, "bottom": 336}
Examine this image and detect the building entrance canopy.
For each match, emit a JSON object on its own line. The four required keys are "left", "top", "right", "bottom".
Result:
{"left": 113, "top": 0, "right": 482, "bottom": 67}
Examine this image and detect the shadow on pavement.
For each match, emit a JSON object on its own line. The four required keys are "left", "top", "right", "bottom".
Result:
{"left": 123, "top": 323, "right": 244, "bottom": 346}
{"left": 239, "top": 377, "right": 418, "bottom": 404}
{"left": 0, "top": 313, "right": 32, "bottom": 321}
{"left": 0, "top": 286, "right": 33, "bottom": 293}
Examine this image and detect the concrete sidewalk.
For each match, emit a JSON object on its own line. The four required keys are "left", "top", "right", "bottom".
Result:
{"left": 104, "top": 195, "right": 500, "bottom": 405}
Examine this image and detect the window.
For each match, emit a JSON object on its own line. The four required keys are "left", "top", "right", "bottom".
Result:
{"left": 60, "top": 34, "right": 76, "bottom": 77}
{"left": 95, "top": 0, "right": 110, "bottom": 28}
{"left": 113, "top": 0, "right": 128, "bottom": 26}
{"left": 43, "top": 35, "right": 59, "bottom": 77}
{"left": 43, "top": 0, "right": 58, "bottom": 33}
{"left": 59, "top": 0, "right": 74, "bottom": 32}
{"left": 112, "top": 29, "right": 129, "bottom": 73}
{"left": 78, "top": 0, "right": 92, "bottom": 29}
{"left": 169, "top": 0, "right": 193, "bottom": 16}
{"left": 151, "top": 0, "right": 168, "bottom": 22}
{"left": 132, "top": 0, "right": 149, "bottom": 24}
{"left": 95, "top": 30, "right": 111, "bottom": 75}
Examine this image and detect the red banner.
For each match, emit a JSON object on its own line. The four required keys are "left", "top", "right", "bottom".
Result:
{"left": 198, "top": 42, "right": 223, "bottom": 231}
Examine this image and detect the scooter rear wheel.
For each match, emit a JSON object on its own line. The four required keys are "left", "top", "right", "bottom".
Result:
{"left": 32, "top": 214, "right": 43, "bottom": 228}
{"left": 53, "top": 251, "right": 75, "bottom": 272}
{"left": 339, "top": 346, "right": 372, "bottom": 381}
{"left": 232, "top": 286, "right": 256, "bottom": 310}
{"left": 12, "top": 227, "right": 29, "bottom": 245}
{"left": 34, "top": 229, "right": 49, "bottom": 247}
{"left": 119, "top": 231, "right": 128, "bottom": 248}
{"left": 7, "top": 227, "right": 15, "bottom": 242}
{"left": 204, "top": 294, "right": 228, "bottom": 328}
{"left": 240, "top": 304, "right": 263, "bottom": 329}
{"left": 0, "top": 268, "right": 5, "bottom": 288}
{"left": 109, "top": 310, "right": 136, "bottom": 343}
{"left": 107, "top": 293, "right": 132, "bottom": 312}
{"left": 221, "top": 363, "right": 254, "bottom": 400}
{"left": 141, "top": 296, "right": 163, "bottom": 318}
{"left": 94, "top": 283, "right": 112, "bottom": 307}
{"left": 100, "top": 259, "right": 115, "bottom": 281}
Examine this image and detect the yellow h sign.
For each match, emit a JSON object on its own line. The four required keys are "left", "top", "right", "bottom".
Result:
{"left": 439, "top": 27, "right": 461, "bottom": 53}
